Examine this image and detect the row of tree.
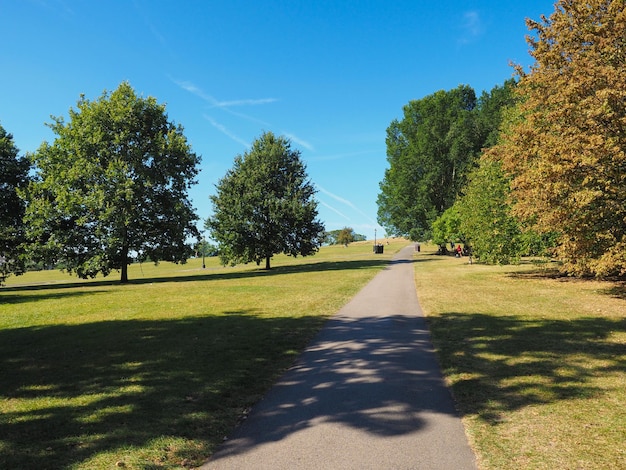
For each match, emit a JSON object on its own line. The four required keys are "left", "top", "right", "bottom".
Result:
{"left": 1, "top": 84, "right": 325, "bottom": 284}
{"left": 195, "top": 227, "right": 365, "bottom": 258}
{"left": 378, "top": 0, "right": 626, "bottom": 278}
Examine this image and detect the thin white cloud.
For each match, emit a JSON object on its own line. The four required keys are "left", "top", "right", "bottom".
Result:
{"left": 309, "top": 149, "right": 378, "bottom": 162}
{"left": 214, "top": 98, "right": 278, "bottom": 107}
{"left": 317, "top": 185, "right": 357, "bottom": 210}
{"left": 459, "top": 11, "right": 484, "bottom": 44}
{"left": 465, "top": 11, "right": 481, "bottom": 34}
{"left": 173, "top": 79, "right": 220, "bottom": 106}
{"left": 284, "top": 132, "right": 314, "bottom": 152}
{"left": 133, "top": 0, "right": 180, "bottom": 59}
{"left": 203, "top": 115, "right": 250, "bottom": 149}
{"left": 173, "top": 78, "right": 313, "bottom": 153}
{"left": 220, "top": 107, "right": 272, "bottom": 127}
{"left": 316, "top": 185, "right": 379, "bottom": 226}
{"left": 173, "top": 78, "right": 274, "bottom": 126}
{"left": 319, "top": 201, "right": 350, "bottom": 221}
{"left": 173, "top": 79, "right": 276, "bottom": 111}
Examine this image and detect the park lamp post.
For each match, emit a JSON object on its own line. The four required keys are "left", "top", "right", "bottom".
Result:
{"left": 202, "top": 233, "right": 206, "bottom": 269}
{"left": 374, "top": 228, "right": 378, "bottom": 253}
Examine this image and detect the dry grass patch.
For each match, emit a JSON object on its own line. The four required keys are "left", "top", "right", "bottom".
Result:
{"left": 413, "top": 246, "right": 626, "bottom": 470}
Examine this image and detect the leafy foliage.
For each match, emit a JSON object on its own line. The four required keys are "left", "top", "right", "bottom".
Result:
{"left": 23, "top": 82, "right": 200, "bottom": 282}
{"left": 378, "top": 81, "right": 516, "bottom": 240}
{"left": 457, "top": 158, "right": 522, "bottom": 264}
{"left": 329, "top": 229, "right": 363, "bottom": 245}
{"left": 0, "top": 123, "right": 30, "bottom": 284}
{"left": 431, "top": 204, "right": 463, "bottom": 248}
{"left": 495, "top": 0, "right": 626, "bottom": 277}
{"left": 195, "top": 239, "right": 218, "bottom": 258}
{"left": 337, "top": 227, "right": 356, "bottom": 246}
{"left": 207, "top": 132, "right": 325, "bottom": 269}
{"left": 324, "top": 227, "right": 365, "bottom": 246}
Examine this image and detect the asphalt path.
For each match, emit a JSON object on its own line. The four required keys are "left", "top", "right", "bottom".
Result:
{"left": 202, "top": 245, "right": 477, "bottom": 469}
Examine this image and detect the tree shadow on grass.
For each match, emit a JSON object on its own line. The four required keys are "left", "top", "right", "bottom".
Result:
{"left": 597, "top": 282, "right": 626, "bottom": 300}
{"left": 0, "top": 309, "right": 440, "bottom": 469}
{"left": 426, "top": 312, "right": 626, "bottom": 424}
{"left": 0, "top": 313, "right": 328, "bottom": 469}
{"left": 0, "top": 290, "right": 108, "bottom": 305}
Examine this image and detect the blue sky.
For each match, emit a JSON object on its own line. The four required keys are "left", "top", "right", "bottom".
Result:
{"left": 1, "top": 0, "right": 554, "bottom": 240}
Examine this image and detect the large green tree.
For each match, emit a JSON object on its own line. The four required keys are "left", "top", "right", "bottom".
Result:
{"left": 495, "top": 0, "right": 626, "bottom": 276}
{"left": 377, "top": 85, "right": 482, "bottom": 240}
{"left": 457, "top": 157, "right": 522, "bottom": 264}
{"left": 207, "top": 131, "right": 325, "bottom": 269}
{"left": 24, "top": 82, "right": 200, "bottom": 283}
{"left": 476, "top": 79, "right": 518, "bottom": 148}
{"left": 378, "top": 81, "right": 517, "bottom": 241}
{"left": 0, "top": 123, "right": 30, "bottom": 284}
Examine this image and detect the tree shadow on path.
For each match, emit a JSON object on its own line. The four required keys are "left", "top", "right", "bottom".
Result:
{"left": 211, "top": 312, "right": 461, "bottom": 458}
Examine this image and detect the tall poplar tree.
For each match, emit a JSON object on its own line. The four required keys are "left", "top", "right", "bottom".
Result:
{"left": 24, "top": 82, "right": 200, "bottom": 282}
{"left": 494, "top": 0, "right": 626, "bottom": 276}
{"left": 377, "top": 85, "right": 480, "bottom": 240}
{"left": 207, "top": 132, "right": 324, "bottom": 270}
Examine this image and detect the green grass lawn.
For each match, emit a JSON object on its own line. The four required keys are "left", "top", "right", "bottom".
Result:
{"left": 3, "top": 240, "right": 625, "bottom": 469}
{"left": 413, "top": 246, "right": 626, "bottom": 470}
{"left": 0, "top": 240, "right": 407, "bottom": 470}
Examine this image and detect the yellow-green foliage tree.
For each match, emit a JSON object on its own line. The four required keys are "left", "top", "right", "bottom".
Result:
{"left": 336, "top": 227, "right": 355, "bottom": 246}
{"left": 458, "top": 158, "right": 522, "bottom": 265}
{"left": 494, "top": 0, "right": 626, "bottom": 276}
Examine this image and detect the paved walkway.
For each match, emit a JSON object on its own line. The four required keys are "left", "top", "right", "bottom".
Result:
{"left": 203, "top": 245, "right": 477, "bottom": 469}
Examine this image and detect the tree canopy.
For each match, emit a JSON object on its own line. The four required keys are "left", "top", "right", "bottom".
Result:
{"left": 457, "top": 157, "right": 522, "bottom": 264}
{"left": 377, "top": 81, "right": 516, "bottom": 240}
{"left": 23, "top": 82, "right": 201, "bottom": 282}
{"left": 207, "top": 131, "right": 325, "bottom": 269}
{"left": 336, "top": 227, "right": 356, "bottom": 246}
{"left": 324, "top": 227, "right": 366, "bottom": 246}
{"left": 431, "top": 204, "right": 463, "bottom": 249}
{"left": 0, "top": 123, "right": 30, "bottom": 284}
{"left": 493, "top": 0, "right": 626, "bottom": 276}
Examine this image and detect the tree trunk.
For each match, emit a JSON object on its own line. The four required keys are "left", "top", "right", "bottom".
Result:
{"left": 265, "top": 256, "right": 271, "bottom": 270}
{"left": 121, "top": 262, "right": 128, "bottom": 283}
{"left": 120, "top": 226, "right": 129, "bottom": 283}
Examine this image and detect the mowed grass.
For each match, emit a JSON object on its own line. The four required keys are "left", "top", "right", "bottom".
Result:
{"left": 413, "top": 246, "right": 626, "bottom": 470}
{"left": 0, "top": 239, "right": 408, "bottom": 470}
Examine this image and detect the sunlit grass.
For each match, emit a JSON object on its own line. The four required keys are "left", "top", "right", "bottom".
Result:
{"left": 413, "top": 245, "right": 626, "bottom": 470}
{"left": 8, "top": 240, "right": 622, "bottom": 469}
{"left": 0, "top": 239, "right": 407, "bottom": 469}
